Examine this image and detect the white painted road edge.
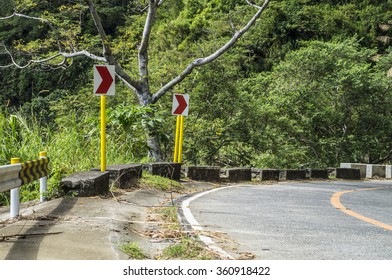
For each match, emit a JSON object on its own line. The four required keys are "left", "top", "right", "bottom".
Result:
{"left": 180, "top": 186, "right": 237, "bottom": 260}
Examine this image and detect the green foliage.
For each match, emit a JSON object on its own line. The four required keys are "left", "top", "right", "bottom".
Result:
{"left": 240, "top": 0, "right": 392, "bottom": 70}
{"left": 2, "top": 0, "right": 392, "bottom": 205}
{"left": 159, "top": 237, "right": 217, "bottom": 260}
{"left": 119, "top": 242, "right": 147, "bottom": 259}
{"left": 159, "top": 206, "right": 181, "bottom": 230}
{"left": 0, "top": 110, "right": 47, "bottom": 205}
{"left": 139, "top": 172, "right": 183, "bottom": 192}
{"left": 0, "top": 100, "right": 150, "bottom": 205}
{"left": 108, "top": 103, "right": 172, "bottom": 158}
{"left": 109, "top": 103, "right": 160, "bottom": 133}
{"left": 248, "top": 39, "right": 392, "bottom": 167}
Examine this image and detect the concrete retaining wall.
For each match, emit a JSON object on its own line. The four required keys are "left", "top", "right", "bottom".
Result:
{"left": 226, "top": 168, "right": 252, "bottom": 182}
{"left": 366, "top": 164, "right": 386, "bottom": 178}
{"left": 386, "top": 165, "right": 392, "bottom": 179}
{"left": 340, "top": 162, "right": 392, "bottom": 178}
{"left": 61, "top": 171, "right": 110, "bottom": 196}
{"left": 58, "top": 160, "right": 392, "bottom": 198}
{"left": 309, "top": 169, "right": 329, "bottom": 179}
{"left": 92, "top": 164, "right": 142, "bottom": 189}
{"left": 340, "top": 163, "right": 367, "bottom": 178}
{"left": 336, "top": 168, "right": 361, "bottom": 180}
{"left": 147, "top": 162, "right": 181, "bottom": 181}
{"left": 187, "top": 166, "right": 220, "bottom": 182}
{"left": 281, "top": 169, "right": 307, "bottom": 180}
{"left": 260, "top": 169, "right": 280, "bottom": 181}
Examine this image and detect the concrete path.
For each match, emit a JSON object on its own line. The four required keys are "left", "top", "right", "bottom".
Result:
{"left": 0, "top": 181, "right": 216, "bottom": 260}
{"left": 0, "top": 188, "right": 176, "bottom": 260}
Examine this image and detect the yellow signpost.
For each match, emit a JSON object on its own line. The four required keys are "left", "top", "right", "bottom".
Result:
{"left": 100, "top": 95, "right": 106, "bottom": 171}
{"left": 94, "top": 65, "right": 115, "bottom": 172}
{"left": 173, "top": 115, "right": 185, "bottom": 163}
{"left": 172, "top": 94, "right": 189, "bottom": 163}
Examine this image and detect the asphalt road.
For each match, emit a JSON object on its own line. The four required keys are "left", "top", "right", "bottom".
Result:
{"left": 183, "top": 180, "right": 392, "bottom": 260}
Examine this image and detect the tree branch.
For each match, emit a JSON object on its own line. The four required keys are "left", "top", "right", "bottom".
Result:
{"left": 1, "top": 231, "right": 62, "bottom": 242}
{"left": 84, "top": 0, "right": 140, "bottom": 92}
{"left": 0, "top": 43, "right": 106, "bottom": 69}
{"left": 84, "top": 0, "right": 112, "bottom": 61}
{"left": 151, "top": 0, "right": 270, "bottom": 103}
{"left": 372, "top": 148, "right": 392, "bottom": 164}
{"left": 138, "top": 0, "right": 158, "bottom": 97}
{"left": 229, "top": 19, "right": 237, "bottom": 33}
{"left": 0, "top": 12, "right": 50, "bottom": 23}
{"left": 139, "top": 1, "right": 157, "bottom": 63}
{"left": 245, "top": 0, "right": 263, "bottom": 9}
{"left": 156, "top": 0, "right": 165, "bottom": 6}
{"left": 0, "top": 12, "right": 64, "bottom": 51}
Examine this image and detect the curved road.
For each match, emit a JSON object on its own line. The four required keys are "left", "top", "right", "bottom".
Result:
{"left": 182, "top": 181, "right": 392, "bottom": 259}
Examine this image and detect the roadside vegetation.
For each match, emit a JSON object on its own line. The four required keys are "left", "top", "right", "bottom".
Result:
{"left": 119, "top": 205, "right": 219, "bottom": 260}
{"left": 139, "top": 172, "right": 184, "bottom": 192}
{"left": 154, "top": 206, "right": 220, "bottom": 260}
{"left": 119, "top": 242, "right": 148, "bottom": 260}
{"left": 0, "top": 107, "right": 150, "bottom": 205}
{"left": 159, "top": 237, "right": 218, "bottom": 260}
{"left": 1, "top": 0, "right": 392, "bottom": 205}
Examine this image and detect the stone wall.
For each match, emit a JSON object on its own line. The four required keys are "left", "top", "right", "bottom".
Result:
{"left": 62, "top": 161, "right": 392, "bottom": 197}
{"left": 147, "top": 162, "right": 181, "bottom": 181}
{"left": 336, "top": 168, "right": 361, "bottom": 180}
{"left": 186, "top": 166, "right": 221, "bottom": 182}
{"left": 61, "top": 171, "right": 110, "bottom": 197}
{"left": 340, "top": 162, "right": 392, "bottom": 179}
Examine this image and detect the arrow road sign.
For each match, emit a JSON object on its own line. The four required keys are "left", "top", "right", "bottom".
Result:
{"left": 172, "top": 94, "right": 189, "bottom": 116}
{"left": 94, "top": 65, "right": 115, "bottom": 95}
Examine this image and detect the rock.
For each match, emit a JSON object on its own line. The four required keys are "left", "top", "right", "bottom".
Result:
{"left": 186, "top": 166, "right": 221, "bottom": 182}
{"left": 147, "top": 162, "right": 181, "bottom": 181}
{"left": 60, "top": 171, "right": 109, "bottom": 197}
{"left": 92, "top": 164, "right": 142, "bottom": 189}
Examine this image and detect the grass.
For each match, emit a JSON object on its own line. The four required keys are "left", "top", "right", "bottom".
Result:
{"left": 0, "top": 108, "right": 150, "bottom": 206}
{"left": 139, "top": 172, "right": 184, "bottom": 192}
{"left": 119, "top": 242, "right": 148, "bottom": 259}
{"left": 120, "top": 207, "right": 218, "bottom": 260}
{"left": 119, "top": 207, "right": 218, "bottom": 260}
{"left": 160, "top": 206, "right": 181, "bottom": 230}
{"left": 159, "top": 237, "right": 218, "bottom": 260}
{"left": 150, "top": 206, "right": 220, "bottom": 260}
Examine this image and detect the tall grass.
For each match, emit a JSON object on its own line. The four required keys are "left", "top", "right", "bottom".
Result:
{"left": 0, "top": 108, "right": 147, "bottom": 206}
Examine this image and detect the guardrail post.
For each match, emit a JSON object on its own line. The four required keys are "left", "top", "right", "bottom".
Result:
{"left": 10, "top": 157, "right": 20, "bottom": 218}
{"left": 39, "top": 151, "right": 48, "bottom": 202}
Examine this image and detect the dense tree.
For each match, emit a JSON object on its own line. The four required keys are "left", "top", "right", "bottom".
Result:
{"left": 245, "top": 39, "right": 392, "bottom": 167}
{"left": 0, "top": 0, "right": 271, "bottom": 160}
{"left": 1, "top": 0, "right": 392, "bottom": 174}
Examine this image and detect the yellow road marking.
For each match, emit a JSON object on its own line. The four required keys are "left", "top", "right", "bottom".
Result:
{"left": 331, "top": 186, "right": 392, "bottom": 231}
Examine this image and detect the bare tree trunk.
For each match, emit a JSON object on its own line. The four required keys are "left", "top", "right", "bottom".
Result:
{"left": 1, "top": 0, "right": 271, "bottom": 162}
{"left": 146, "top": 130, "right": 162, "bottom": 160}
{"left": 139, "top": 94, "right": 163, "bottom": 161}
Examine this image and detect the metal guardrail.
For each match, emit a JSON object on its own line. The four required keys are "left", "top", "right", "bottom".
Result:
{"left": 0, "top": 164, "right": 23, "bottom": 193}
{"left": 0, "top": 152, "right": 50, "bottom": 218}
{"left": 20, "top": 158, "right": 50, "bottom": 185}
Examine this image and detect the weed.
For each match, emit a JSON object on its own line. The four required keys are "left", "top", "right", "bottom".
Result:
{"left": 149, "top": 206, "right": 221, "bottom": 260}
{"left": 160, "top": 206, "right": 181, "bottom": 230}
{"left": 119, "top": 242, "right": 147, "bottom": 260}
{"left": 0, "top": 108, "right": 146, "bottom": 206}
{"left": 159, "top": 237, "right": 218, "bottom": 260}
{"left": 139, "top": 172, "right": 184, "bottom": 192}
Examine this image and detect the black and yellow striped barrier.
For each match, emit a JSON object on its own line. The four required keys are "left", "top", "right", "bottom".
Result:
{"left": 19, "top": 157, "right": 50, "bottom": 185}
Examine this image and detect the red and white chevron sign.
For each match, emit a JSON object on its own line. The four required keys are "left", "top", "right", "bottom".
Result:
{"left": 94, "top": 65, "right": 115, "bottom": 95}
{"left": 172, "top": 94, "right": 189, "bottom": 116}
